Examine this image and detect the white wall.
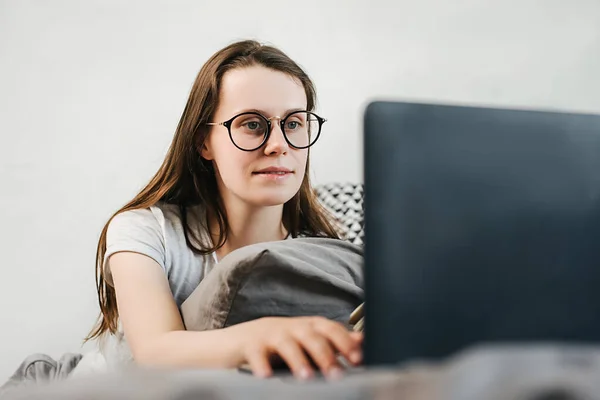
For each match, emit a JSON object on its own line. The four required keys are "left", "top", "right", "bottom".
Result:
{"left": 1, "top": 0, "right": 599, "bottom": 381}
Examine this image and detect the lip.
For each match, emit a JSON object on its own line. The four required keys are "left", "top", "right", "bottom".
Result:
{"left": 253, "top": 167, "right": 293, "bottom": 174}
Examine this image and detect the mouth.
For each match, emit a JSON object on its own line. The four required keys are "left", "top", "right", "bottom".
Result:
{"left": 252, "top": 171, "right": 292, "bottom": 175}
{"left": 252, "top": 167, "right": 294, "bottom": 179}
{"left": 252, "top": 167, "right": 293, "bottom": 175}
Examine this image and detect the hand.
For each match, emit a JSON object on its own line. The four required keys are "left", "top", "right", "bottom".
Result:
{"left": 227, "top": 316, "right": 363, "bottom": 380}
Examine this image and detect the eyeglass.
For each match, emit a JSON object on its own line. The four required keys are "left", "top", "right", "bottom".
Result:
{"left": 206, "top": 110, "right": 326, "bottom": 152}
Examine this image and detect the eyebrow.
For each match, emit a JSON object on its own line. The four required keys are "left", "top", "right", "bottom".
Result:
{"left": 235, "top": 108, "right": 307, "bottom": 117}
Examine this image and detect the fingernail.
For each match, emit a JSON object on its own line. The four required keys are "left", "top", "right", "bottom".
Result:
{"left": 256, "top": 369, "right": 269, "bottom": 379}
{"left": 350, "top": 350, "right": 362, "bottom": 364}
{"left": 328, "top": 366, "right": 344, "bottom": 380}
{"left": 298, "top": 367, "right": 312, "bottom": 380}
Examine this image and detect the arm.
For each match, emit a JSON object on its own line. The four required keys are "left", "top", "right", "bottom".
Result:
{"left": 110, "top": 251, "right": 363, "bottom": 378}
{"left": 109, "top": 251, "right": 243, "bottom": 368}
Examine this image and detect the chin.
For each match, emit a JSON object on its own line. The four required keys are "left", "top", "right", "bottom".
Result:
{"left": 246, "top": 186, "right": 299, "bottom": 207}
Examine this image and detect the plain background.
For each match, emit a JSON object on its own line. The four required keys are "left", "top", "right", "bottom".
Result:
{"left": 1, "top": 0, "right": 599, "bottom": 381}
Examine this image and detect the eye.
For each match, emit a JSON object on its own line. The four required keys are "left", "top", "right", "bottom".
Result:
{"left": 246, "top": 121, "right": 260, "bottom": 130}
{"left": 238, "top": 118, "right": 265, "bottom": 132}
{"left": 286, "top": 120, "right": 303, "bottom": 130}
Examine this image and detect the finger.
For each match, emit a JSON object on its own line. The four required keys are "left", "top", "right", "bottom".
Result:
{"left": 350, "top": 331, "right": 364, "bottom": 343}
{"left": 314, "top": 319, "right": 363, "bottom": 365}
{"left": 295, "top": 330, "right": 342, "bottom": 379}
{"left": 244, "top": 345, "right": 273, "bottom": 379}
{"left": 271, "top": 335, "right": 313, "bottom": 380}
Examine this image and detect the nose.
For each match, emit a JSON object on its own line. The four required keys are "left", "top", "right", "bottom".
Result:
{"left": 263, "top": 120, "right": 289, "bottom": 155}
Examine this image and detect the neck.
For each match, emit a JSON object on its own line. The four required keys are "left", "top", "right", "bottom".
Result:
{"left": 209, "top": 197, "right": 287, "bottom": 261}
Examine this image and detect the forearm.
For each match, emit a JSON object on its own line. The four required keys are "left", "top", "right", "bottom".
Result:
{"left": 133, "top": 328, "right": 242, "bottom": 369}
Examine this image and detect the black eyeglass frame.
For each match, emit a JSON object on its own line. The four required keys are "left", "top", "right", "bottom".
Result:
{"left": 206, "top": 110, "right": 326, "bottom": 152}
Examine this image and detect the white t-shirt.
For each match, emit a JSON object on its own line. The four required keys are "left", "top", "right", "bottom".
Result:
{"left": 103, "top": 202, "right": 218, "bottom": 308}
{"left": 83, "top": 202, "right": 219, "bottom": 372}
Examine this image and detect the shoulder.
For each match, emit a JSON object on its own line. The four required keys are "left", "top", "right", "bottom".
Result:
{"left": 103, "top": 202, "right": 209, "bottom": 290}
{"left": 107, "top": 202, "right": 203, "bottom": 237}
{"left": 108, "top": 202, "right": 179, "bottom": 226}
{"left": 105, "top": 202, "right": 205, "bottom": 266}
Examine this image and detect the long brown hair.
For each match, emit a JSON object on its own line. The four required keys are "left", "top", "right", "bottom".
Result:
{"left": 85, "top": 40, "right": 341, "bottom": 341}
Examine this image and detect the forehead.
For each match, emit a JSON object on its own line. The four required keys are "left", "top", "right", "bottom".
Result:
{"left": 217, "top": 66, "right": 307, "bottom": 117}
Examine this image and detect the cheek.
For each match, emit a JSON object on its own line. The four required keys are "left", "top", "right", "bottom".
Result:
{"left": 214, "top": 148, "right": 254, "bottom": 181}
{"left": 296, "top": 150, "right": 309, "bottom": 170}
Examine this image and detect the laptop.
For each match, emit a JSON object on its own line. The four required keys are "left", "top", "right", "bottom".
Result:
{"left": 362, "top": 100, "right": 600, "bottom": 367}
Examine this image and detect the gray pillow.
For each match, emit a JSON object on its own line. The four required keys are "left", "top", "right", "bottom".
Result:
{"left": 181, "top": 237, "right": 364, "bottom": 331}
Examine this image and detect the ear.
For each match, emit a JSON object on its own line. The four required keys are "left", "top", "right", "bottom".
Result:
{"left": 200, "top": 143, "right": 213, "bottom": 161}
{"left": 198, "top": 136, "right": 214, "bottom": 161}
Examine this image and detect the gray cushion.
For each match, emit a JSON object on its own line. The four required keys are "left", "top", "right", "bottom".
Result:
{"left": 181, "top": 237, "right": 364, "bottom": 331}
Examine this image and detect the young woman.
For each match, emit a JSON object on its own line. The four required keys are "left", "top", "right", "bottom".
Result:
{"left": 85, "top": 40, "right": 363, "bottom": 380}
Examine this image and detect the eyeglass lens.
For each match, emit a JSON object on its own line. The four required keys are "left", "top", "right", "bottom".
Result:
{"left": 229, "top": 111, "right": 320, "bottom": 150}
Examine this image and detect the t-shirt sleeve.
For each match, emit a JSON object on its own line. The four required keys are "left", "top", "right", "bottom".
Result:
{"left": 103, "top": 208, "right": 166, "bottom": 286}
